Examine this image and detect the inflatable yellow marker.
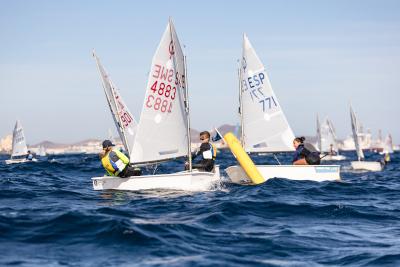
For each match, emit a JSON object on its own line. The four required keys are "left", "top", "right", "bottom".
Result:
{"left": 224, "top": 132, "right": 266, "bottom": 185}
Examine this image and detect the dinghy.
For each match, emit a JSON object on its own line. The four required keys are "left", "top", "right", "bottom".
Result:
{"left": 317, "top": 116, "right": 346, "bottom": 161}
{"left": 5, "top": 120, "right": 37, "bottom": 164}
{"left": 225, "top": 34, "right": 340, "bottom": 183}
{"left": 350, "top": 106, "right": 382, "bottom": 171}
{"left": 92, "top": 19, "right": 220, "bottom": 191}
{"left": 93, "top": 52, "right": 137, "bottom": 154}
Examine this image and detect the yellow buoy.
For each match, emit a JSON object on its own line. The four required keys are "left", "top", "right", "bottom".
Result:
{"left": 224, "top": 132, "right": 266, "bottom": 185}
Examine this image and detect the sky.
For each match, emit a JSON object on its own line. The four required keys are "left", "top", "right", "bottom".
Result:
{"left": 1, "top": 0, "right": 399, "bottom": 144}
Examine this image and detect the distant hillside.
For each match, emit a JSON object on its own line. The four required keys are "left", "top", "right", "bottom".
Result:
{"left": 32, "top": 140, "right": 68, "bottom": 148}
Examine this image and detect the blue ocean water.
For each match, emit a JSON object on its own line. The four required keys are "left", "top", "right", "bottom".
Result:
{"left": 0, "top": 150, "right": 399, "bottom": 267}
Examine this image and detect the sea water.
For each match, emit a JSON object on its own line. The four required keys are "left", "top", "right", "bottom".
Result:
{"left": 0, "top": 151, "right": 399, "bottom": 266}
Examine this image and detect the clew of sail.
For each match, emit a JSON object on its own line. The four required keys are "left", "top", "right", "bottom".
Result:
{"left": 130, "top": 20, "right": 188, "bottom": 164}
{"left": 93, "top": 52, "right": 137, "bottom": 155}
{"left": 350, "top": 106, "right": 365, "bottom": 160}
{"left": 240, "top": 34, "right": 294, "bottom": 153}
{"left": 11, "top": 120, "right": 28, "bottom": 158}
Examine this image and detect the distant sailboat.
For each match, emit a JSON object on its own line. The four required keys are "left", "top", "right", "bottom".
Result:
{"left": 350, "top": 106, "right": 382, "bottom": 171}
{"left": 5, "top": 120, "right": 37, "bottom": 164}
{"left": 317, "top": 116, "right": 346, "bottom": 161}
{"left": 225, "top": 34, "right": 340, "bottom": 183}
{"left": 92, "top": 18, "right": 220, "bottom": 191}
{"left": 93, "top": 52, "right": 137, "bottom": 155}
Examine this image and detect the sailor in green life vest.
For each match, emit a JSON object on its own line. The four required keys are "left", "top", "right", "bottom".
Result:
{"left": 99, "top": 140, "right": 141, "bottom": 177}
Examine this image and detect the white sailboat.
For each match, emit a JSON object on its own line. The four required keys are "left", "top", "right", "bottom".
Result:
{"left": 92, "top": 19, "right": 220, "bottom": 191}
{"left": 93, "top": 52, "right": 137, "bottom": 155}
{"left": 5, "top": 120, "right": 37, "bottom": 164}
{"left": 226, "top": 34, "right": 340, "bottom": 183}
{"left": 350, "top": 106, "right": 382, "bottom": 171}
{"left": 317, "top": 116, "right": 346, "bottom": 161}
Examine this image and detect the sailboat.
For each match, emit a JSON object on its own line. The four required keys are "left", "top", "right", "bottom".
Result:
{"left": 5, "top": 120, "right": 37, "bottom": 164}
{"left": 350, "top": 106, "right": 382, "bottom": 171}
{"left": 225, "top": 34, "right": 340, "bottom": 183}
{"left": 317, "top": 116, "right": 346, "bottom": 161}
{"left": 93, "top": 52, "right": 137, "bottom": 155}
{"left": 92, "top": 19, "right": 220, "bottom": 191}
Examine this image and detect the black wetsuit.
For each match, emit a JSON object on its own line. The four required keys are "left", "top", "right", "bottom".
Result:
{"left": 191, "top": 143, "right": 215, "bottom": 172}
{"left": 293, "top": 143, "right": 320, "bottom": 165}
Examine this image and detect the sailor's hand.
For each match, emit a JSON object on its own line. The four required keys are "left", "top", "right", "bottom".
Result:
{"left": 184, "top": 161, "right": 189, "bottom": 166}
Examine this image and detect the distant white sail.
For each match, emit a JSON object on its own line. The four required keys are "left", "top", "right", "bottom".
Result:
{"left": 240, "top": 34, "right": 294, "bottom": 152}
{"left": 383, "top": 134, "right": 393, "bottom": 154}
{"left": 319, "top": 117, "right": 338, "bottom": 153}
{"left": 350, "top": 106, "right": 365, "bottom": 160}
{"left": 38, "top": 145, "right": 47, "bottom": 157}
{"left": 11, "top": 120, "right": 28, "bottom": 157}
{"left": 130, "top": 20, "right": 189, "bottom": 164}
{"left": 93, "top": 52, "right": 137, "bottom": 155}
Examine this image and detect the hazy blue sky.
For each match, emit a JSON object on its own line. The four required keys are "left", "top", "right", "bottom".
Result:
{"left": 1, "top": 0, "right": 399, "bottom": 144}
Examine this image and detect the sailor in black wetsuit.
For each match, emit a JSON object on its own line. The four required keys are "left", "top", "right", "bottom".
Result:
{"left": 292, "top": 137, "right": 320, "bottom": 165}
{"left": 186, "top": 131, "right": 217, "bottom": 172}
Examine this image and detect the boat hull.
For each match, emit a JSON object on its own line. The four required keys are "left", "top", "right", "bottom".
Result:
{"left": 5, "top": 158, "right": 37, "bottom": 165}
{"left": 92, "top": 166, "right": 221, "bottom": 191}
{"left": 225, "top": 165, "right": 341, "bottom": 184}
{"left": 351, "top": 161, "right": 382, "bottom": 171}
{"left": 321, "top": 155, "right": 346, "bottom": 161}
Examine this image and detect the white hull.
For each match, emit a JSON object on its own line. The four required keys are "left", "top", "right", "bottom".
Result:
{"left": 226, "top": 165, "right": 341, "bottom": 184}
{"left": 351, "top": 161, "right": 382, "bottom": 172}
{"left": 321, "top": 155, "right": 346, "bottom": 161}
{"left": 5, "top": 158, "right": 37, "bottom": 165}
{"left": 92, "top": 166, "right": 220, "bottom": 191}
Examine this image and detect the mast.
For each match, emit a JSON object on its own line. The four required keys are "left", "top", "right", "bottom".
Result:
{"left": 184, "top": 54, "right": 192, "bottom": 172}
{"left": 238, "top": 60, "right": 244, "bottom": 147}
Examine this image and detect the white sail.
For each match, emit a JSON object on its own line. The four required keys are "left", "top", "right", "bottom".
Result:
{"left": 38, "top": 146, "right": 47, "bottom": 157}
{"left": 93, "top": 52, "right": 137, "bottom": 155}
{"left": 383, "top": 134, "right": 393, "bottom": 154}
{"left": 11, "top": 120, "right": 28, "bottom": 157}
{"left": 130, "top": 20, "right": 189, "bottom": 164}
{"left": 240, "top": 34, "right": 295, "bottom": 152}
{"left": 350, "top": 106, "right": 365, "bottom": 160}
{"left": 319, "top": 117, "right": 338, "bottom": 153}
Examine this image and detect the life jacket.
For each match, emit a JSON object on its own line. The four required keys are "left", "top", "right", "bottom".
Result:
{"left": 202, "top": 143, "right": 217, "bottom": 160}
{"left": 101, "top": 149, "right": 128, "bottom": 176}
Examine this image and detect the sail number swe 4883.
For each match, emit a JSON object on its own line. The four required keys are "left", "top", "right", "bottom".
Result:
{"left": 146, "top": 81, "right": 175, "bottom": 113}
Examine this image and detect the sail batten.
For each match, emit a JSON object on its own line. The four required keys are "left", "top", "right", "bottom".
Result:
{"left": 240, "top": 34, "right": 295, "bottom": 153}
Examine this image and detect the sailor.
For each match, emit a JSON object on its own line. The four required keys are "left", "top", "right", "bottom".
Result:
{"left": 26, "top": 150, "right": 34, "bottom": 160}
{"left": 186, "top": 131, "right": 217, "bottom": 172}
{"left": 292, "top": 137, "right": 321, "bottom": 165}
{"left": 329, "top": 144, "right": 337, "bottom": 156}
{"left": 99, "top": 140, "right": 141, "bottom": 177}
